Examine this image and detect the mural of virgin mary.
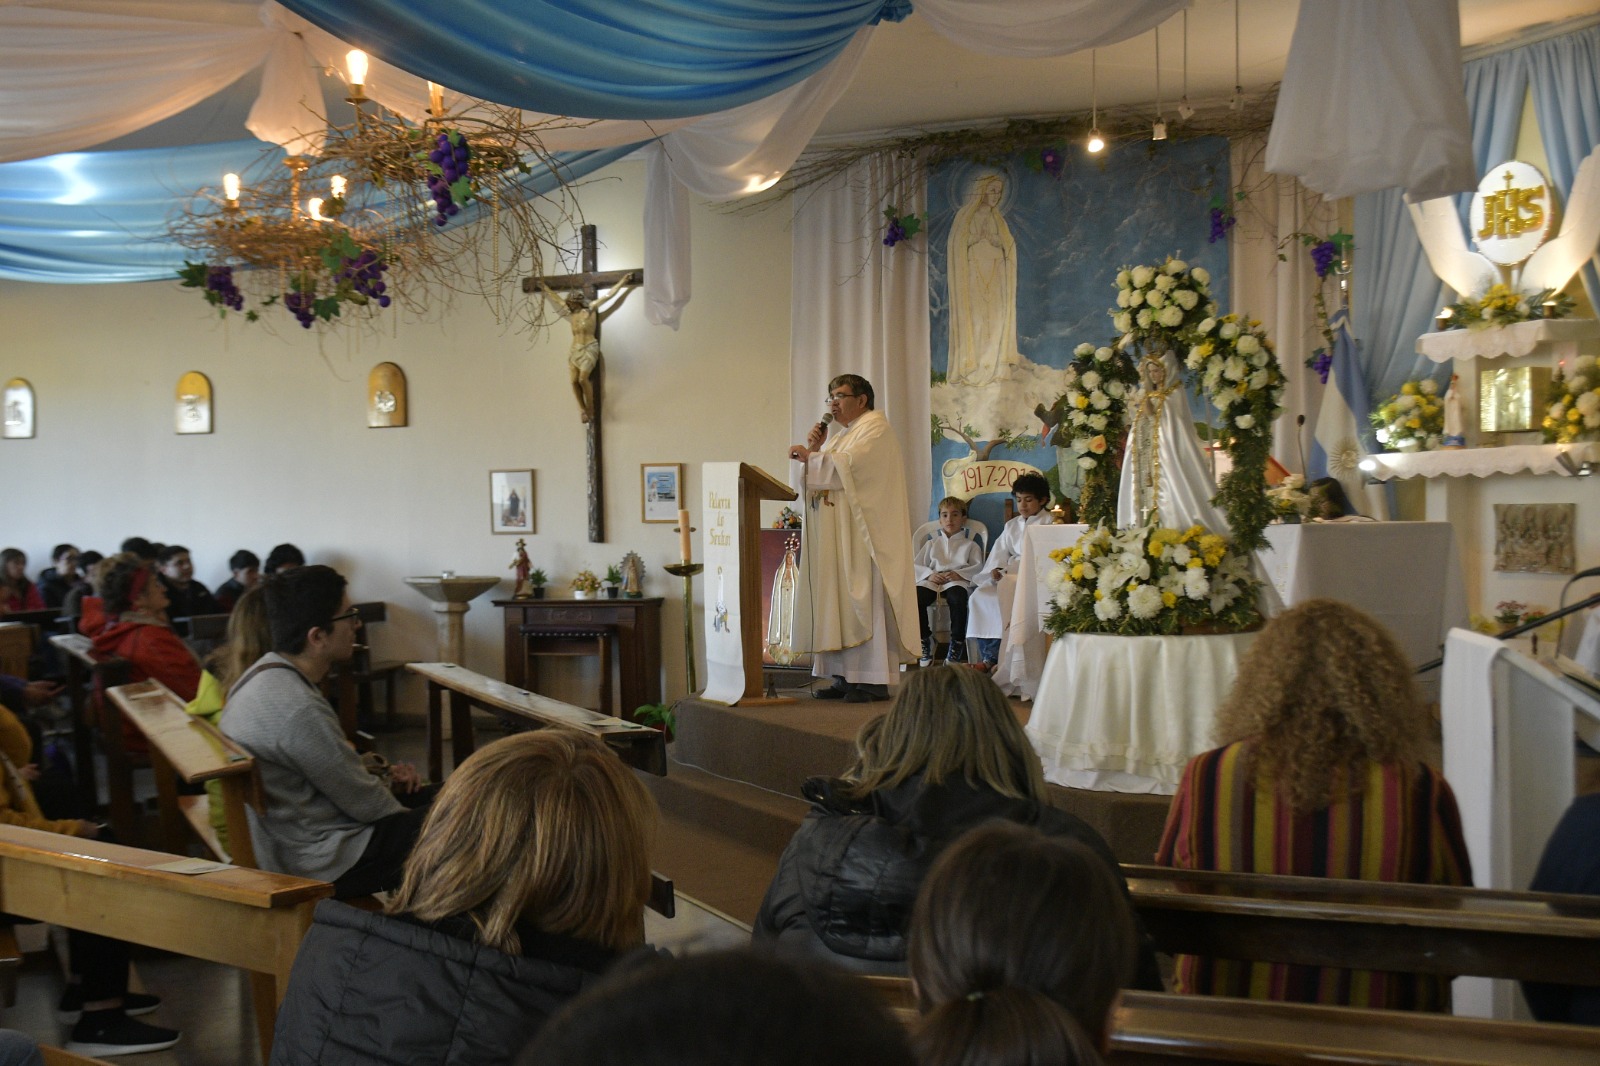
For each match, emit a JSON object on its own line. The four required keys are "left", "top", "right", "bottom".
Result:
{"left": 946, "top": 172, "right": 1023, "bottom": 387}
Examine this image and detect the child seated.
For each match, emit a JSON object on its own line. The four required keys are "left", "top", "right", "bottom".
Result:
{"left": 967, "top": 474, "right": 1053, "bottom": 673}
{"left": 914, "top": 497, "right": 985, "bottom": 665}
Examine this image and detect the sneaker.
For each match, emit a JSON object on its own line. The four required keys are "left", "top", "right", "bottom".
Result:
{"left": 947, "top": 642, "right": 966, "bottom": 665}
{"left": 68, "top": 1012, "right": 180, "bottom": 1057}
{"left": 57, "top": 989, "right": 160, "bottom": 1024}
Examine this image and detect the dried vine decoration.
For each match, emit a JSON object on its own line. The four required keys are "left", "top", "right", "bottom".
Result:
{"left": 169, "top": 99, "right": 597, "bottom": 334}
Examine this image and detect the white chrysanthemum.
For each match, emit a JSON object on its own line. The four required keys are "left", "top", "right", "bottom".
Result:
{"left": 1551, "top": 401, "right": 1569, "bottom": 418}
{"left": 1219, "top": 322, "right": 1240, "bottom": 340}
{"left": 1235, "top": 413, "right": 1255, "bottom": 429}
{"left": 1223, "top": 356, "right": 1247, "bottom": 382}
{"left": 1236, "top": 334, "right": 1261, "bottom": 355}
{"left": 1251, "top": 351, "right": 1269, "bottom": 368}
{"left": 1146, "top": 289, "right": 1166, "bottom": 308}
{"left": 1055, "top": 582, "right": 1080, "bottom": 605}
{"left": 1116, "top": 289, "right": 1132, "bottom": 308}
{"left": 1128, "top": 289, "right": 1146, "bottom": 307}
{"left": 1576, "top": 355, "right": 1598, "bottom": 372}
{"left": 1165, "top": 259, "right": 1188, "bottom": 274}
{"left": 1577, "top": 391, "right": 1600, "bottom": 416}
{"left": 1158, "top": 305, "right": 1184, "bottom": 327}
{"left": 1094, "top": 595, "right": 1123, "bottom": 621}
{"left": 1072, "top": 436, "right": 1091, "bottom": 452}
{"left": 1127, "top": 583, "right": 1164, "bottom": 619}
{"left": 1105, "top": 380, "right": 1124, "bottom": 397}
{"left": 1113, "top": 312, "right": 1133, "bottom": 333}
{"left": 1090, "top": 390, "right": 1110, "bottom": 410}
{"left": 1192, "top": 267, "right": 1211, "bottom": 285}
{"left": 1154, "top": 273, "right": 1176, "bottom": 292}
{"left": 1570, "top": 375, "right": 1590, "bottom": 394}
{"left": 1081, "top": 370, "right": 1101, "bottom": 388}
{"left": 1088, "top": 413, "right": 1108, "bottom": 430}
{"left": 1078, "top": 456, "right": 1096, "bottom": 470}
{"left": 1171, "top": 544, "right": 1192, "bottom": 566}
{"left": 1419, "top": 378, "right": 1439, "bottom": 395}
{"left": 1115, "top": 269, "right": 1131, "bottom": 288}
{"left": 1074, "top": 342, "right": 1095, "bottom": 358}
{"left": 1174, "top": 289, "right": 1200, "bottom": 310}
{"left": 1095, "top": 346, "right": 1113, "bottom": 363}
{"left": 1137, "top": 309, "right": 1153, "bottom": 328}
{"left": 1396, "top": 393, "right": 1418, "bottom": 411}
{"left": 1203, "top": 365, "right": 1223, "bottom": 390}
{"left": 1197, "top": 317, "right": 1216, "bottom": 335}
{"left": 1187, "top": 347, "right": 1206, "bottom": 370}
{"left": 1249, "top": 369, "right": 1271, "bottom": 391}
{"left": 1183, "top": 567, "right": 1209, "bottom": 600}
{"left": 1131, "top": 265, "right": 1156, "bottom": 288}
{"left": 1215, "top": 389, "right": 1235, "bottom": 409}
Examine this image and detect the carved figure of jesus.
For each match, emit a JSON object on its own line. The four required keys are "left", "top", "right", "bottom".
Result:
{"left": 539, "top": 273, "right": 640, "bottom": 423}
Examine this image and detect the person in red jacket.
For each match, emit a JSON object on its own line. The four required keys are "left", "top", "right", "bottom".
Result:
{"left": 89, "top": 554, "right": 200, "bottom": 753}
{"left": 0, "top": 549, "right": 44, "bottom": 614}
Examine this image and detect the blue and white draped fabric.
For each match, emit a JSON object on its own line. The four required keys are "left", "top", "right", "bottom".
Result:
{"left": 1307, "top": 308, "right": 1386, "bottom": 518}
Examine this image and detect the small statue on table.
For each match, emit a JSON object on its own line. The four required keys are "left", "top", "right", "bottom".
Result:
{"left": 621, "top": 551, "right": 646, "bottom": 598}
{"left": 510, "top": 538, "right": 533, "bottom": 598}
{"left": 1441, "top": 373, "right": 1466, "bottom": 448}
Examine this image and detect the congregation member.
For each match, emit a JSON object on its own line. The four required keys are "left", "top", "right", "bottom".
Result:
{"left": 271, "top": 729, "right": 654, "bottom": 1066}
{"left": 263, "top": 542, "right": 306, "bottom": 575}
{"left": 522, "top": 950, "right": 915, "bottom": 1066}
{"left": 59, "top": 550, "right": 101, "bottom": 629}
{"left": 36, "top": 544, "right": 80, "bottom": 610}
{"left": 1156, "top": 599, "right": 1472, "bottom": 1010}
{"left": 118, "top": 538, "right": 157, "bottom": 562}
{"left": 221, "top": 565, "right": 428, "bottom": 897}
{"left": 155, "top": 544, "right": 222, "bottom": 618}
{"left": 185, "top": 585, "right": 271, "bottom": 851}
{"left": 965, "top": 473, "right": 1052, "bottom": 673}
{"left": 0, "top": 679, "right": 180, "bottom": 1055}
{"left": 0, "top": 549, "right": 44, "bottom": 613}
{"left": 214, "top": 549, "right": 260, "bottom": 612}
{"left": 909, "top": 823, "right": 1137, "bottom": 1066}
{"left": 914, "top": 496, "right": 984, "bottom": 666}
{"left": 89, "top": 554, "right": 202, "bottom": 719}
{"left": 787, "top": 374, "right": 919, "bottom": 703}
{"left": 1521, "top": 791, "right": 1600, "bottom": 1025}
{"left": 755, "top": 665, "right": 1157, "bottom": 986}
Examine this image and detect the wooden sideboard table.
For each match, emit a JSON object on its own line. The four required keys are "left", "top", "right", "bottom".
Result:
{"left": 495, "top": 598, "right": 663, "bottom": 721}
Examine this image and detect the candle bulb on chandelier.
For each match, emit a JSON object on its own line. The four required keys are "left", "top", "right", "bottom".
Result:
{"left": 345, "top": 49, "right": 369, "bottom": 93}
{"left": 427, "top": 81, "right": 445, "bottom": 118}
{"left": 306, "top": 197, "right": 325, "bottom": 221}
{"left": 678, "top": 509, "right": 692, "bottom": 563}
{"left": 329, "top": 175, "right": 347, "bottom": 200}
{"left": 222, "top": 172, "right": 240, "bottom": 208}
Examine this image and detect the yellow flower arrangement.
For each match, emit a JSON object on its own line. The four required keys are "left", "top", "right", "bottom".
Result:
{"left": 1372, "top": 377, "right": 1444, "bottom": 451}
{"left": 1544, "top": 355, "right": 1600, "bottom": 444}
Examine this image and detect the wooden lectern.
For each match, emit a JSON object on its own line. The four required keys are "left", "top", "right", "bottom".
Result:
{"left": 733, "top": 463, "right": 797, "bottom": 702}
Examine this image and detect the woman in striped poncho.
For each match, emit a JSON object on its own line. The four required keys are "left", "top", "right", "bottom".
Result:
{"left": 1156, "top": 598, "right": 1471, "bottom": 1010}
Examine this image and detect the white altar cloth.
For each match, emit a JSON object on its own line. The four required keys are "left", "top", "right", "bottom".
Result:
{"left": 994, "top": 524, "right": 1084, "bottom": 700}
{"left": 1025, "top": 632, "right": 1256, "bottom": 794}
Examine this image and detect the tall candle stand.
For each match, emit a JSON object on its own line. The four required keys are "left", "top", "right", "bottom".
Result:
{"left": 665, "top": 511, "right": 703, "bottom": 695}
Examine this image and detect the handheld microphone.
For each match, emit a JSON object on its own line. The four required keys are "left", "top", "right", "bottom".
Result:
{"left": 1295, "top": 414, "right": 1308, "bottom": 478}
{"left": 815, "top": 411, "right": 834, "bottom": 434}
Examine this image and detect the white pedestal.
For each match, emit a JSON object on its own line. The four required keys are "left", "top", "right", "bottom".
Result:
{"left": 429, "top": 601, "right": 470, "bottom": 666}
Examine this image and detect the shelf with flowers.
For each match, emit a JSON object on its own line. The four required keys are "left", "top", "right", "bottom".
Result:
{"left": 1372, "top": 378, "right": 1445, "bottom": 452}
{"left": 1042, "top": 523, "right": 1263, "bottom": 638}
{"left": 1545, "top": 355, "right": 1600, "bottom": 444}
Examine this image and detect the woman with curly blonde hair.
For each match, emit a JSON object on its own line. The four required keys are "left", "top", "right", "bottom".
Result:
{"left": 1156, "top": 598, "right": 1471, "bottom": 1011}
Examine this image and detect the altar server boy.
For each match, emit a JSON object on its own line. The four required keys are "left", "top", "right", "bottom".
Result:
{"left": 967, "top": 474, "right": 1053, "bottom": 672}
{"left": 914, "top": 497, "right": 986, "bottom": 665}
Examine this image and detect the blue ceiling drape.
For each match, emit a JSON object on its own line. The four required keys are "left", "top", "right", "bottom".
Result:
{"left": 275, "top": 0, "right": 906, "bottom": 120}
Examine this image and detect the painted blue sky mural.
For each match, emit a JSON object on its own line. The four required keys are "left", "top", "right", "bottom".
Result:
{"left": 927, "top": 136, "right": 1231, "bottom": 535}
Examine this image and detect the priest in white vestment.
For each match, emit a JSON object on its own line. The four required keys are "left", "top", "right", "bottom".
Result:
{"left": 787, "top": 375, "right": 919, "bottom": 702}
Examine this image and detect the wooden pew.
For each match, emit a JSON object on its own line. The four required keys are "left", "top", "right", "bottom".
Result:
{"left": 407, "top": 661, "right": 667, "bottom": 782}
{"left": 0, "top": 823, "right": 330, "bottom": 1059}
{"left": 860, "top": 975, "right": 1600, "bottom": 1063}
{"left": 41, "top": 1047, "right": 114, "bottom": 1066}
{"left": 47, "top": 634, "right": 135, "bottom": 835}
{"left": 1124, "top": 864, "right": 1600, "bottom": 987}
{"left": 106, "top": 679, "right": 258, "bottom": 866}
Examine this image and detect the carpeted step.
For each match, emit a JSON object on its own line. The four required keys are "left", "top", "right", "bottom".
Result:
{"left": 652, "top": 812, "right": 782, "bottom": 928}
{"left": 639, "top": 757, "right": 809, "bottom": 856}
{"left": 1044, "top": 784, "right": 1173, "bottom": 866}
{"left": 670, "top": 697, "right": 869, "bottom": 797}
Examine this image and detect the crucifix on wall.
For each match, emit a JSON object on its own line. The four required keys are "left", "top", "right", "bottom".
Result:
{"left": 522, "top": 224, "right": 642, "bottom": 543}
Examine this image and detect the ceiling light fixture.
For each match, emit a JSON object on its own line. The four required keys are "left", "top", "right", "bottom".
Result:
{"left": 1230, "top": 0, "right": 1243, "bottom": 110}
{"left": 1177, "top": 9, "right": 1194, "bottom": 120}
{"left": 1152, "top": 25, "right": 1166, "bottom": 141}
{"left": 1087, "top": 50, "right": 1104, "bottom": 153}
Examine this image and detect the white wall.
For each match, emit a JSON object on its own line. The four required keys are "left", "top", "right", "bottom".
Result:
{"left": 0, "top": 158, "right": 793, "bottom": 714}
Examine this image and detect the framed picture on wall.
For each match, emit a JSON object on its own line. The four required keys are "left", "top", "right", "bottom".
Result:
{"left": 641, "top": 463, "right": 684, "bottom": 523}
{"left": 490, "top": 469, "right": 535, "bottom": 535}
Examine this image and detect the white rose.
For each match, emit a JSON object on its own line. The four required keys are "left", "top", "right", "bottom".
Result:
{"left": 1105, "top": 380, "right": 1124, "bottom": 398}
{"left": 1251, "top": 351, "right": 1269, "bottom": 368}
{"left": 1174, "top": 289, "right": 1199, "bottom": 310}
{"left": 1113, "top": 312, "right": 1132, "bottom": 333}
{"left": 1219, "top": 322, "right": 1240, "bottom": 340}
{"left": 1192, "top": 267, "right": 1211, "bottom": 285}
{"left": 1223, "top": 356, "right": 1247, "bottom": 382}
{"left": 1081, "top": 370, "right": 1101, "bottom": 388}
{"left": 1203, "top": 365, "right": 1223, "bottom": 389}
{"left": 1419, "top": 378, "right": 1439, "bottom": 395}
{"left": 1090, "top": 390, "right": 1110, "bottom": 410}
{"left": 1215, "top": 389, "right": 1235, "bottom": 409}
{"left": 1078, "top": 456, "right": 1096, "bottom": 470}
{"left": 1154, "top": 274, "right": 1176, "bottom": 292}
{"left": 1088, "top": 413, "right": 1108, "bottom": 430}
{"left": 1165, "top": 259, "right": 1188, "bottom": 274}
{"left": 1094, "top": 595, "right": 1123, "bottom": 621}
{"left": 1072, "top": 437, "right": 1091, "bottom": 452}
{"left": 1235, "top": 413, "right": 1255, "bottom": 429}
{"left": 1128, "top": 583, "right": 1164, "bottom": 619}
{"left": 1236, "top": 334, "right": 1261, "bottom": 355}
{"left": 1074, "top": 342, "right": 1094, "bottom": 358}
{"left": 1116, "top": 289, "right": 1132, "bottom": 308}
{"left": 1187, "top": 347, "right": 1206, "bottom": 371}
{"left": 1128, "top": 289, "right": 1145, "bottom": 307}
{"left": 1115, "top": 269, "right": 1131, "bottom": 288}
{"left": 1137, "top": 309, "right": 1153, "bottom": 329}
{"left": 1158, "top": 305, "right": 1184, "bottom": 327}
{"left": 1146, "top": 289, "right": 1166, "bottom": 308}
{"left": 1197, "top": 317, "right": 1216, "bottom": 335}
{"left": 1249, "top": 369, "right": 1271, "bottom": 391}
{"left": 1095, "top": 346, "right": 1113, "bottom": 363}
{"left": 1131, "top": 265, "right": 1155, "bottom": 288}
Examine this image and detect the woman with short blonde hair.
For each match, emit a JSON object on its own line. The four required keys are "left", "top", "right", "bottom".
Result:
{"left": 272, "top": 729, "right": 657, "bottom": 1065}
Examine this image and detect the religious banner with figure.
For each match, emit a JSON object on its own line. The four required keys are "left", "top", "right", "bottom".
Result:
{"left": 700, "top": 462, "right": 745, "bottom": 704}
{"left": 927, "top": 139, "right": 1230, "bottom": 533}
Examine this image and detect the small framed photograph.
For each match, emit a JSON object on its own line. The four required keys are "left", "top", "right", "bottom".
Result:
{"left": 641, "top": 463, "right": 685, "bottom": 523}
{"left": 490, "top": 470, "right": 535, "bottom": 535}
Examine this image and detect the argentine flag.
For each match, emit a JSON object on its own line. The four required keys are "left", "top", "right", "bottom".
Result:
{"left": 1308, "top": 308, "right": 1388, "bottom": 519}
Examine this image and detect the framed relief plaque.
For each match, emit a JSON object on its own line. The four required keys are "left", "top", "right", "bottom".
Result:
{"left": 2, "top": 378, "right": 34, "bottom": 439}
{"left": 368, "top": 362, "right": 407, "bottom": 428}
{"left": 175, "top": 371, "right": 213, "bottom": 434}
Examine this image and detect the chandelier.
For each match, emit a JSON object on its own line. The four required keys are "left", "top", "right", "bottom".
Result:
{"left": 171, "top": 51, "right": 588, "bottom": 331}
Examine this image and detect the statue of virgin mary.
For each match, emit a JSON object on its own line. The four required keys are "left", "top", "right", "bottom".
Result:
{"left": 946, "top": 173, "right": 1022, "bottom": 387}
{"left": 1117, "top": 348, "right": 1229, "bottom": 533}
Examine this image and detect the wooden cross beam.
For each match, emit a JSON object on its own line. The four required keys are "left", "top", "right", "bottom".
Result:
{"left": 523, "top": 224, "right": 642, "bottom": 544}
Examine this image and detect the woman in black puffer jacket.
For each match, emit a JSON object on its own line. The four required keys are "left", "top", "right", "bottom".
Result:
{"left": 753, "top": 665, "right": 1160, "bottom": 988}
{"left": 270, "top": 729, "right": 657, "bottom": 1066}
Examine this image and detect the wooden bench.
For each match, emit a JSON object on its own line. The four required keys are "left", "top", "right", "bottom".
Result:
{"left": 407, "top": 661, "right": 667, "bottom": 782}
{"left": 1124, "top": 864, "right": 1600, "bottom": 986}
{"left": 106, "top": 679, "right": 258, "bottom": 867}
{"left": 0, "top": 823, "right": 330, "bottom": 1059}
{"left": 41, "top": 1046, "right": 115, "bottom": 1066}
{"left": 860, "top": 976, "right": 1600, "bottom": 1063}
{"left": 47, "top": 634, "right": 136, "bottom": 836}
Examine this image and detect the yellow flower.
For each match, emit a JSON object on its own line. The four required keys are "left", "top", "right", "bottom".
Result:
{"left": 1093, "top": 589, "right": 1103, "bottom": 600}
{"left": 1401, "top": 382, "right": 1417, "bottom": 395}
{"left": 1049, "top": 547, "right": 1071, "bottom": 562}
{"left": 1071, "top": 564, "right": 1085, "bottom": 580}
{"left": 1184, "top": 525, "right": 1204, "bottom": 541}
{"left": 1570, "top": 408, "right": 1582, "bottom": 422}
{"left": 1161, "top": 591, "right": 1177, "bottom": 608}
{"left": 1187, "top": 558, "right": 1204, "bottom": 569}
{"left": 1074, "top": 394, "right": 1089, "bottom": 409}
{"left": 1406, "top": 417, "right": 1421, "bottom": 429}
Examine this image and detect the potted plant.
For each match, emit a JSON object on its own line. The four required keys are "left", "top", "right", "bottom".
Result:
{"left": 528, "top": 568, "right": 547, "bottom": 599}
{"left": 571, "top": 569, "right": 601, "bottom": 599}
{"left": 633, "top": 701, "right": 676, "bottom": 743}
{"left": 604, "top": 564, "right": 623, "bottom": 598}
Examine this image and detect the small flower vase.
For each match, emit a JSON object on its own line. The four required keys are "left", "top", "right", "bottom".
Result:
{"left": 573, "top": 589, "right": 591, "bottom": 600}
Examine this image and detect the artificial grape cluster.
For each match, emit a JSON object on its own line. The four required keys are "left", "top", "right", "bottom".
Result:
{"left": 883, "top": 218, "right": 908, "bottom": 247}
{"left": 340, "top": 249, "right": 391, "bottom": 309}
{"left": 1310, "top": 239, "right": 1338, "bottom": 278}
{"left": 284, "top": 290, "right": 316, "bottom": 329}
{"left": 205, "top": 265, "right": 244, "bottom": 311}
{"left": 426, "top": 132, "right": 471, "bottom": 226}
{"left": 1207, "top": 206, "right": 1236, "bottom": 244}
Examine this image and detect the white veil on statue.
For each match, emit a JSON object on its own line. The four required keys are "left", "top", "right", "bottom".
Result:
{"left": 1117, "top": 348, "right": 1228, "bottom": 532}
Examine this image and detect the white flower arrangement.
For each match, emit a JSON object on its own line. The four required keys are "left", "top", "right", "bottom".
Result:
{"left": 1545, "top": 355, "right": 1600, "bottom": 444}
{"left": 1371, "top": 378, "right": 1444, "bottom": 452}
{"left": 1043, "top": 522, "right": 1263, "bottom": 636}
{"left": 1267, "top": 473, "right": 1312, "bottom": 521}
{"left": 1112, "top": 255, "right": 1217, "bottom": 349}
